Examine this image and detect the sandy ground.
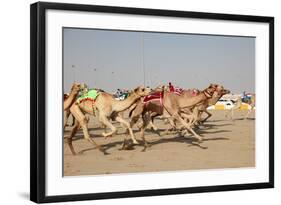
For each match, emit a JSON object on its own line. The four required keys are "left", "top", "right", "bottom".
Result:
{"left": 64, "top": 110, "right": 255, "bottom": 176}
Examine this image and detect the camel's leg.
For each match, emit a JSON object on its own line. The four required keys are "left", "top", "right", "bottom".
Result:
{"left": 194, "top": 110, "right": 203, "bottom": 125}
{"left": 231, "top": 108, "right": 234, "bottom": 120}
{"left": 181, "top": 112, "right": 193, "bottom": 125}
{"left": 64, "top": 110, "right": 71, "bottom": 129}
{"left": 191, "top": 111, "right": 199, "bottom": 125}
{"left": 115, "top": 116, "right": 139, "bottom": 144}
{"left": 148, "top": 114, "right": 162, "bottom": 136}
{"left": 67, "top": 119, "right": 79, "bottom": 155}
{"left": 69, "top": 113, "right": 75, "bottom": 126}
{"left": 169, "top": 111, "right": 203, "bottom": 142}
{"left": 180, "top": 112, "right": 195, "bottom": 134}
{"left": 244, "top": 107, "right": 253, "bottom": 119}
{"left": 201, "top": 110, "right": 212, "bottom": 123}
{"left": 149, "top": 113, "right": 159, "bottom": 130}
{"left": 140, "top": 112, "right": 151, "bottom": 151}
{"left": 130, "top": 115, "right": 140, "bottom": 130}
{"left": 118, "top": 112, "right": 127, "bottom": 132}
{"left": 99, "top": 114, "right": 117, "bottom": 138}
{"left": 226, "top": 108, "right": 234, "bottom": 120}
{"left": 70, "top": 104, "right": 105, "bottom": 154}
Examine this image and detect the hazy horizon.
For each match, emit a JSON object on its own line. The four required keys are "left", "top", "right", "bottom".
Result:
{"left": 63, "top": 28, "right": 255, "bottom": 94}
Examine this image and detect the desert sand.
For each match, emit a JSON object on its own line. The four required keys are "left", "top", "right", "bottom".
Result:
{"left": 64, "top": 110, "right": 255, "bottom": 176}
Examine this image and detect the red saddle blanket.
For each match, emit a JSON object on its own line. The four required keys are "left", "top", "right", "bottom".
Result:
{"left": 143, "top": 91, "right": 163, "bottom": 104}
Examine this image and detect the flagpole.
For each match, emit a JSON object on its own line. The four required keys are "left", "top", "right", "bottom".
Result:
{"left": 141, "top": 33, "right": 146, "bottom": 86}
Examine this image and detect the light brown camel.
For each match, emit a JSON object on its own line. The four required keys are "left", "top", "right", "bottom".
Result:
{"left": 163, "top": 85, "right": 229, "bottom": 128}
{"left": 67, "top": 86, "right": 151, "bottom": 155}
{"left": 244, "top": 94, "right": 256, "bottom": 119}
{"left": 225, "top": 97, "right": 242, "bottom": 120}
{"left": 129, "top": 84, "right": 218, "bottom": 149}
{"left": 64, "top": 83, "right": 81, "bottom": 111}
{"left": 226, "top": 94, "right": 255, "bottom": 120}
{"left": 188, "top": 85, "right": 230, "bottom": 124}
{"left": 130, "top": 85, "right": 229, "bottom": 133}
{"left": 63, "top": 83, "right": 81, "bottom": 129}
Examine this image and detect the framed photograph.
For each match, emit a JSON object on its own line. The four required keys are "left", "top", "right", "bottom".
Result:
{"left": 30, "top": 2, "right": 274, "bottom": 203}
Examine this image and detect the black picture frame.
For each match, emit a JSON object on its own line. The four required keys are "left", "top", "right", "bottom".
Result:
{"left": 30, "top": 2, "right": 274, "bottom": 203}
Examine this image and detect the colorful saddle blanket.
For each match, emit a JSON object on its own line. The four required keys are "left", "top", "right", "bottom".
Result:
{"left": 143, "top": 91, "right": 163, "bottom": 104}
{"left": 77, "top": 89, "right": 100, "bottom": 103}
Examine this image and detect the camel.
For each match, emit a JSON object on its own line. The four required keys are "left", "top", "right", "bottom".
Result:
{"left": 64, "top": 83, "right": 81, "bottom": 110}
{"left": 64, "top": 83, "right": 81, "bottom": 129}
{"left": 244, "top": 94, "right": 256, "bottom": 119}
{"left": 163, "top": 85, "right": 229, "bottom": 128}
{"left": 130, "top": 85, "right": 230, "bottom": 133}
{"left": 226, "top": 94, "right": 255, "bottom": 120}
{"left": 67, "top": 86, "right": 151, "bottom": 155}
{"left": 189, "top": 85, "right": 230, "bottom": 124}
{"left": 225, "top": 97, "right": 242, "bottom": 120}
{"left": 129, "top": 84, "right": 218, "bottom": 149}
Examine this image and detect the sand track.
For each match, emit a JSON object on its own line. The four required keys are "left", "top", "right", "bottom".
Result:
{"left": 64, "top": 110, "right": 255, "bottom": 176}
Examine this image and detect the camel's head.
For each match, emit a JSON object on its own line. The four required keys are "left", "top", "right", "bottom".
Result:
{"left": 133, "top": 86, "right": 152, "bottom": 97}
{"left": 212, "top": 84, "right": 231, "bottom": 97}
{"left": 71, "top": 83, "right": 81, "bottom": 93}
{"left": 80, "top": 83, "right": 89, "bottom": 94}
{"left": 203, "top": 84, "right": 218, "bottom": 98}
{"left": 221, "top": 88, "right": 230, "bottom": 95}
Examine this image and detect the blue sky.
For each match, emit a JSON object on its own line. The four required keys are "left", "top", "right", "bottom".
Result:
{"left": 63, "top": 28, "right": 255, "bottom": 94}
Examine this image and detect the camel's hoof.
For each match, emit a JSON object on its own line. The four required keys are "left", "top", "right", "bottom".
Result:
{"left": 99, "top": 147, "right": 109, "bottom": 155}
{"left": 196, "top": 137, "right": 203, "bottom": 143}
{"left": 155, "top": 131, "right": 161, "bottom": 137}
{"left": 132, "top": 140, "right": 139, "bottom": 145}
{"left": 141, "top": 144, "right": 151, "bottom": 152}
{"left": 120, "top": 144, "right": 135, "bottom": 150}
{"left": 102, "top": 132, "right": 112, "bottom": 138}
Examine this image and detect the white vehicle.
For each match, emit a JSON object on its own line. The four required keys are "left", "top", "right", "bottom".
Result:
{"left": 216, "top": 99, "right": 235, "bottom": 109}
{"left": 207, "top": 99, "right": 235, "bottom": 110}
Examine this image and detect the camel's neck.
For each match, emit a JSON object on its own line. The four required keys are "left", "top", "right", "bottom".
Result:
{"left": 63, "top": 89, "right": 79, "bottom": 110}
{"left": 232, "top": 98, "right": 242, "bottom": 109}
{"left": 178, "top": 92, "right": 207, "bottom": 108}
{"left": 112, "top": 93, "right": 140, "bottom": 112}
{"left": 208, "top": 92, "right": 222, "bottom": 105}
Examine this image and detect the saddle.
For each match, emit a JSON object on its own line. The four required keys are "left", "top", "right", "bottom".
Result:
{"left": 143, "top": 91, "right": 163, "bottom": 104}
{"left": 77, "top": 89, "right": 100, "bottom": 104}
{"left": 76, "top": 89, "right": 100, "bottom": 116}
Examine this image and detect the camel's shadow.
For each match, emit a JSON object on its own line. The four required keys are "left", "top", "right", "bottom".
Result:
{"left": 76, "top": 132, "right": 230, "bottom": 155}
{"left": 232, "top": 117, "right": 255, "bottom": 121}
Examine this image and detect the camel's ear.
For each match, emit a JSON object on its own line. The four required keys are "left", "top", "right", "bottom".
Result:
{"left": 210, "top": 83, "right": 218, "bottom": 88}
{"left": 133, "top": 87, "right": 140, "bottom": 93}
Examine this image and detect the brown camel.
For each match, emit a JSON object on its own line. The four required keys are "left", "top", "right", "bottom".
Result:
{"left": 129, "top": 84, "right": 218, "bottom": 149}
{"left": 67, "top": 86, "right": 151, "bottom": 155}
